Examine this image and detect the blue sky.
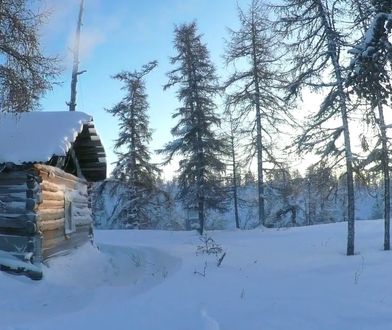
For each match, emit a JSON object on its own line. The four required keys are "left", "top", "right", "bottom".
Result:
{"left": 39, "top": 0, "right": 250, "bottom": 178}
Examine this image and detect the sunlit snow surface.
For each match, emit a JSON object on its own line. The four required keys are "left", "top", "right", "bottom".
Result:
{"left": 1, "top": 221, "right": 392, "bottom": 330}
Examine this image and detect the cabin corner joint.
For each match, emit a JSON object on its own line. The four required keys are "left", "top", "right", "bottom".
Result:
{"left": 0, "top": 111, "right": 106, "bottom": 279}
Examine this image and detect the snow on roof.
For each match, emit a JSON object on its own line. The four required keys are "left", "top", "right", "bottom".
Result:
{"left": 0, "top": 111, "right": 93, "bottom": 164}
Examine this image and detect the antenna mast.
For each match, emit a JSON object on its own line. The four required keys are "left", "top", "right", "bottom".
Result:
{"left": 68, "top": 0, "right": 86, "bottom": 112}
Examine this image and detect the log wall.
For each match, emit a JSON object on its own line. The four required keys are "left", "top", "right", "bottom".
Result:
{"left": 34, "top": 164, "right": 92, "bottom": 259}
{"left": 0, "top": 164, "right": 93, "bottom": 262}
{"left": 0, "top": 167, "right": 42, "bottom": 262}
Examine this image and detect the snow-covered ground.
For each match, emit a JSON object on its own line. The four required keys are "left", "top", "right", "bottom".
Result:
{"left": 2, "top": 220, "right": 392, "bottom": 330}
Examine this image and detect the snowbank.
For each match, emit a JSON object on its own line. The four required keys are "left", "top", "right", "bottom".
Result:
{"left": 1, "top": 221, "right": 392, "bottom": 329}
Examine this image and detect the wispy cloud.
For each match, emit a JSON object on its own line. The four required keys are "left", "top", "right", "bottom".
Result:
{"left": 68, "top": 28, "right": 106, "bottom": 61}
{"left": 40, "top": 0, "right": 124, "bottom": 67}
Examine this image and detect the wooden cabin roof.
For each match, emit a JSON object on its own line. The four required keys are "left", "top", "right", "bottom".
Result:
{"left": 0, "top": 111, "right": 106, "bottom": 182}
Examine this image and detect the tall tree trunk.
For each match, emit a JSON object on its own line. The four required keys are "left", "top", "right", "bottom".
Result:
{"left": 378, "top": 102, "right": 390, "bottom": 250}
{"left": 317, "top": 0, "right": 355, "bottom": 255}
{"left": 230, "top": 117, "right": 240, "bottom": 229}
{"left": 195, "top": 82, "right": 205, "bottom": 235}
{"left": 197, "top": 129, "right": 205, "bottom": 234}
{"left": 341, "top": 107, "right": 355, "bottom": 256}
{"left": 130, "top": 95, "right": 138, "bottom": 228}
{"left": 251, "top": 14, "right": 265, "bottom": 226}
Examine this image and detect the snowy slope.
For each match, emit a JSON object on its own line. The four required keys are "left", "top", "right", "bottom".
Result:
{"left": 1, "top": 221, "right": 392, "bottom": 329}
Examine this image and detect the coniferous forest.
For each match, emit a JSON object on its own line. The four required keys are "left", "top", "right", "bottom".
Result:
{"left": 91, "top": 1, "right": 392, "bottom": 256}
{"left": 0, "top": 1, "right": 391, "bottom": 258}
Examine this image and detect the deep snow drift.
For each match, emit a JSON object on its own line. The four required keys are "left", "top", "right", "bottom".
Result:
{"left": 1, "top": 220, "right": 392, "bottom": 330}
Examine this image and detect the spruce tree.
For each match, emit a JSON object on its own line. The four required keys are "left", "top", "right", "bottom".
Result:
{"left": 107, "top": 61, "right": 160, "bottom": 229}
{"left": 159, "top": 22, "right": 227, "bottom": 234}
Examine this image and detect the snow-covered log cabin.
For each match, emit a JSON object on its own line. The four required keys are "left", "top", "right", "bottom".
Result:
{"left": 0, "top": 111, "right": 106, "bottom": 279}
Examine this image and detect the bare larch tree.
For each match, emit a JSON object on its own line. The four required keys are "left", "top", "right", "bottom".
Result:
{"left": 224, "top": 0, "right": 287, "bottom": 226}
{"left": 0, "top": 0, "right": 59, "bottom": 112}
{"left": 274, "top": 0, "right": 356, "bottom": 255}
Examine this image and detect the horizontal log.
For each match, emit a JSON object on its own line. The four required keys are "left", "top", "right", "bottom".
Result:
{"left": 42, "top": 226, "right": 64, "bottom": 239}
{"left": 35, "top": 164, "right": 86, "bottom": 184}
{"left": 0, "top": 200, "right": 26, "bottom": 207}
{"left": 42, "top": 238, "right": 64, "bottom": 251}
{"left": 72, "top": 205, "right": 89, "bottom": 214}
{"left": 43, "top": 230, "right": 90, "bottom": 259}
{"left": 0, "top": 193, "right": 28, "bottom": 202}
{"left": 72, "top": 198, "right": 89, "bottom": 206}
{"left": 42, "top": 176, "right": 77, "bottom": 190}
{"left": 74, "top": 139, "right": 103, "bottom": 148}
{"left": 42, "top": 176, "right": 82, "bottom": 190}
{"left": 73, "top": 207, "right": 91, "bottom": 216}
{"left": 75, "top": 223, "right": 91, "bottom": 231}
{"left": 76, "top": 136, "right": 102, "bottom": 144}
{"left": 0, "top": 202, "right": 27, "bottom": 214}
{"left": 42, "top": 190, "right": 64, "bottom": 201}
{"left": 75, "top": 145, "right": 105, "bottom": 153}
{"left": 0, "top": 213, "right": 36, "bottom": 222}
{"left": 0, "top": 219, "right": 36, "bottom": 234}
{"left": 39, "top": 218, "right": 65, "bottom": 232}
{"left": 78, "top": 160, "right": 106, "bottom": 170}
{"left": 0, "top": 234, "right": 33, "bottom": 253}
{"left": 40, "top": 181, "right": 60, "bottom": 193}
{"left": 78, "top": 169, "right": 106, "bottom": 177}
{"left": 42, "top": 222, "right": 90, "bottom": 241}
{"left": 72, "top": 215, "right": 92, "bottom": 226}
{"left": 43, "top": 220, "right": 90, "bottom": 238}
{"left": 79, "top": 166, "right": 106, "bottom": 172}
{"left": 79, "top": 161, "right": 106, "bottom": 169}
{"left": 41, "top": 192, "right": 88, "bottom": 204}
{"left": 0, "top": 179, "right": 27, "bottom": 186}
{"left": 0, "top": 228, "right": 35, "bottom": 237}
{"left": 0, "top": 186, "right": 27, "bottom": 194}
{"left": 77, "top": 151, "right": 106, "bottom": 160}
{"left": 38, "top": 200, "right": 64, "bottom": 209}
{"left": 42, "top": 225, "right": 91, "bottom": 249}
{"left": 42, "top": 231, "right": 67, "bottom": 252}
{"left": 70, "top": 195, "right": 89, "bottom": 205}
{"left": 37, "top": 209, "right": 65, "bottom": 222}
{"left": 0, "top": 171, "right": 28, "bottom": 179}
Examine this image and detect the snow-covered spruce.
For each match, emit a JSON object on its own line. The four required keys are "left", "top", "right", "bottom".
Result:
{"left": 159, "top": 22, "right": 228, "bottom": 234}
{"left": 106, "top": 61, "right": 161, "bottom": 229}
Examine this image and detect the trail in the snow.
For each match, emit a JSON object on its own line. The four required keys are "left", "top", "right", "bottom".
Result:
{"left": 0, "top": 243, "right": 181, "bottom": 327}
